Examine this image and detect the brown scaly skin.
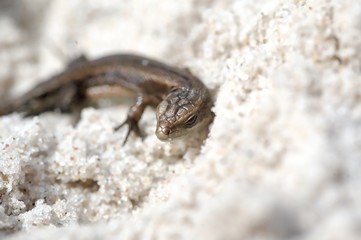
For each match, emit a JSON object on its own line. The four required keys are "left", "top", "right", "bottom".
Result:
{"left": 0, "top": 54, "right": 214, "bottom": 144}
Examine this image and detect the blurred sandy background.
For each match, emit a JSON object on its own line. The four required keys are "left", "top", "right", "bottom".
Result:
{"left": 0, "top": 0, "right": 361, "bottom": 239}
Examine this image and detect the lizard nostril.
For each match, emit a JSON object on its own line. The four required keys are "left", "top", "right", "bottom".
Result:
{"left": 156, "top": 126, "right": 172, "bottom": 141}
{"left": 162, "top": 127, "right": 171, "bottom": 135}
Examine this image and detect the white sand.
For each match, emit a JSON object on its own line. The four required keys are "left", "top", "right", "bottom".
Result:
{"left": 1, "top": 0, "right": 361, "bottom": 239}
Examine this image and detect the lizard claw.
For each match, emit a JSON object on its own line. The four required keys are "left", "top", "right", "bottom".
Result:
{"left": 114, "top": 94, "right": 159, "bottom": 145}
{"left": 114, "top": 117, "right": 144, "bottom": 145}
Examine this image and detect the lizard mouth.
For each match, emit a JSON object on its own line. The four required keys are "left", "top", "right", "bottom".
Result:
{"left": 156, "top": 124, "right": 194, "bottom": 142}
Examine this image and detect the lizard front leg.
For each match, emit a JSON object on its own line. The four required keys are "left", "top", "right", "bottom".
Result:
{"left": 114, "top": 94, "right": 161, "bottom": 145}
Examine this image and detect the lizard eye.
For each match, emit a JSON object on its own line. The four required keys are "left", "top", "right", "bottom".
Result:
{"left": 185, "top": 114, "right": 198, "bottom": 127}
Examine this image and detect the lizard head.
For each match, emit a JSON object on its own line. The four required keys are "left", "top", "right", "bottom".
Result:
{"left": 155, "top": 87, "right": 213, "bottom": 141}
